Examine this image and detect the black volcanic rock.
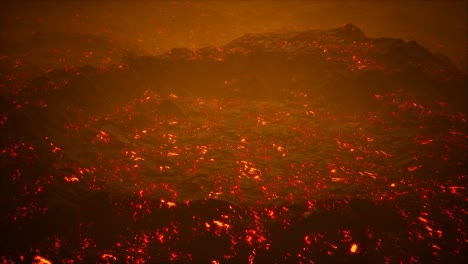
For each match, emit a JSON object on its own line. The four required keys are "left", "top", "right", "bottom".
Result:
{"left": 224, "top": 23, "right": 367, "bottom": 52}
{"left": 221, "top": 24, "right": 465, "bottom": 107}
{"left": 122, "top": 23, "right": 465, "bottom": 111}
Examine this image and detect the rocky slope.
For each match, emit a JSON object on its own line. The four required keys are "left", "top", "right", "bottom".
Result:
{"left": 3, "top": 24, "right": 466, "bottom": 118}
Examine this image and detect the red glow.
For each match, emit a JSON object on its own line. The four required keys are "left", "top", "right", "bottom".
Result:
{"left": 350, "top": 243, "right": 358, "bottom": 253}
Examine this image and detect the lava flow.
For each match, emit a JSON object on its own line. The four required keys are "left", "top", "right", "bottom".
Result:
{"left": 1, "top": 2, "right": 467, "bottom": 264}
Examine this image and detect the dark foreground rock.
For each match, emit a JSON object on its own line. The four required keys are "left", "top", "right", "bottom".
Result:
{"left": 0, "top": 191, "right": 443, "bottom": 263}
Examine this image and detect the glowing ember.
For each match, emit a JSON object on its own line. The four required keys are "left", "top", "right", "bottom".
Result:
{"left": 64, "top": 176, "right": 80, "bottom": 182}
{"left": 33, "top": 256, "right": 52, "bottom": 264}
{"left": 350, "top": 243, "right": 358, "bottom": 253}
